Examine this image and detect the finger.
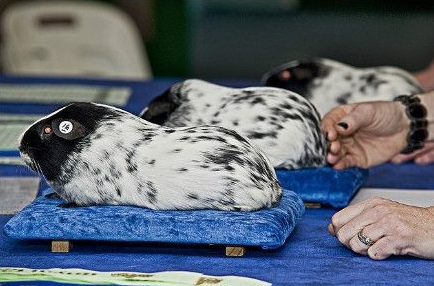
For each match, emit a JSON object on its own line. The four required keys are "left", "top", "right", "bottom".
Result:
{"left": 328, "top": 155, "right": 353, "bottom": 170}
{"left": 328, "top": 223, "right": 336, "bottom": 236}
{"left": 367, "top": 236, "right": 397, "bottom": 260}
{"left": 335, "top": 117, "right": 358, "bottom": 136}
{"left": 322, "top": 123, "right": 339, "bottom": 142}
{"left": 391, "top": 142, "right": 434, "bottom": 165}
{"left": 332, "top": 198, "right": 387, "bottom": 244}
{"left": 327, "top": 153, "right": 341, "bottom": 165}
{"left": 331, "top": 160, "right": 348, "bottom": 170}
{"left": 327, "top": 144, "right": 352, "bottom": 168}
{"left": 328, "top": 140, "right": 342, "bottom": 155}
{"left": 362, "top": 223, "right": 385, "bottom": 244}
{"left": 415, "top": 151, "right": 434, "bottom": 165}
{"left": 332, "top": 153, "right": 361, "bottom": 170}
{"left": 344, "top": 222, "right": 385, "bottom": 255}
{"left": 391, "top": 144, "right": 433, "bottom": 164}
{"left": 339, "top": 207, "right": 379, "bottom": 235}
{"left": 336, "top": 217, "right": 376, "bottom": 246}
{"left": 334, "top": 105, "right": 372, "bottom": 137}
{"left": 414, "top": 144, "right": 434, "bottom": 165}
{"left": 322, "top": 105, "right": 356, "bottom": 140}
{"left": 330, "top": 200, "right": 372, "bottom": 236}
{"left": 327, "top": 142, "right": 347, "bottom": 165}
{"left": 321, "top": 112, "right": 338, "bottom": 140}
{"left": 348, "top": 233, "right": 369, "bottom": 255}
{"left": 391, "top": 153, "right": 416, "bottom": 164}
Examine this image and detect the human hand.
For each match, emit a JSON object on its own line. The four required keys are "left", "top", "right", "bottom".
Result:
{"left": 321, "top": 101, "right": 410, "bottom": 169}
{"left": 413, "top": 58, "right": 434, "bottom": 92}
{"left": 328, "top": 197, "right": 434, "bottom": 260}
{"left": 391, "top": 142, "right": 434, "bottom": 165}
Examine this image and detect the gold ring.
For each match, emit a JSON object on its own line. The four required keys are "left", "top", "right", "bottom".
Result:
{"left": 357, "top": 230, "right": 375, "bottom": 246}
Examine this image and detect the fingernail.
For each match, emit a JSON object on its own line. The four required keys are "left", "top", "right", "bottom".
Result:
{"left": 337, "top": 122, "right": 348, "bottom": 129}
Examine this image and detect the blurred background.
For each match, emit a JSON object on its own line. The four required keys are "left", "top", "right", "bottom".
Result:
{"left": 1, "top": 0, "right": 434, "bottom": 80}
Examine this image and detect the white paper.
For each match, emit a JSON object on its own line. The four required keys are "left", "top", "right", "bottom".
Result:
{"left": 350, "top": 187, "right": 434, "bottom": 207}
{"left": 0, "top": 267, "right": 271, "bottom": 286}
{"left": 0, "top": 177, "right": 40, "bottom": 214}
{"left": 0, "top": 84, "right": 131, "bottom": 106}
{"left": 0, "top": 114, "right": 42, "bottom": 150}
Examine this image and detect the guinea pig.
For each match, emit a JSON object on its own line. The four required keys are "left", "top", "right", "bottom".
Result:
{"left": 18, "top": 102, "right": 282, "bottom": 211}
{"left": 140, "top": 79, "right": 327, "bottom": 170}
{"left": 261, "top": 58, "right": 422, "bottom": 115}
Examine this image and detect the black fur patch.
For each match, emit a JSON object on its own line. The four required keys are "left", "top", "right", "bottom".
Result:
{"left": 19, "top": 103, "right": 121, "bottom": 181}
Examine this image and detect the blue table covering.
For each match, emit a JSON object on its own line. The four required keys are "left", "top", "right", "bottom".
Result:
{"left": 3, "top": 207, "right": 434, "bottom": 285}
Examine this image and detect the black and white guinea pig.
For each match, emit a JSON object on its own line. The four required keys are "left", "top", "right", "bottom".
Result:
{"left": 19, "top": 102, "right": 282, "bottom": 211}
{"left": 140, "top": 79, "right": 327, "bottom": 170}
{"left": 262, "top": 58, "right": 422, "bottom": 115}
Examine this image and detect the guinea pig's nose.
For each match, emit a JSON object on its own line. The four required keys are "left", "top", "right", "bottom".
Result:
{"left": 18, "top": 145, "right": 27, "bottom": 153}
{"left": 19, "top": 145, "right": 30, "bottom": 156}
{"left": 18, "top": 144, "right": 38, "bottom": 156}
{"left": 18, "top": 146, "right": 36, "bottom": 169}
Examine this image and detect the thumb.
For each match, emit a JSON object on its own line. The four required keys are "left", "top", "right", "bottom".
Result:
{"left": 336, "top": 114, "right": 363, "bottom": 136}
{"left": 335, "top": 103, "right": 374, "bottom": 135}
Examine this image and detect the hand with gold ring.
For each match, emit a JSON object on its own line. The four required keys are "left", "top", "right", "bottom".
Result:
{"left": 328, "top": 196, "right": 434, "bottom": 260}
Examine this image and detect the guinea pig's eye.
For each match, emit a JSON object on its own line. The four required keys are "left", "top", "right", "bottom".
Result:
{"left": 43, "top": 126, "right": 52, "bottom": 134}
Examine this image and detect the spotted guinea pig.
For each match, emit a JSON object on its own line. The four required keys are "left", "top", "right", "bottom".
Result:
{"left": 19, "top": 102, "right": 282, "bottom": 211}
{"left": 140, "top": 79, "right": 327, "bottom": 170}
{"left": 262, "top": 58, "right": 422, "bottom": 115}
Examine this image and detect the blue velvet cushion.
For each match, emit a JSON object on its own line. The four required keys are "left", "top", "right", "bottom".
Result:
{"left": 4, "top": 167, "right": 366, "bottom": 249}
{"left": 4, "top": 188, "right": 305, "bottom": 250}
{"left": 276, "top": 167, "right": 368, "bottom": 207}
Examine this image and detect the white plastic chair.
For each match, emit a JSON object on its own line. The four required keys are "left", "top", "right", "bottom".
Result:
{"left": 1, "top": 1, "right": 152, "bottom": 80}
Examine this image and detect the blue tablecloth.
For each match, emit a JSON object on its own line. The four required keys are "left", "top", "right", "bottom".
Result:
{"left": 2, "top": 76, "right": 434, "bottom": 285}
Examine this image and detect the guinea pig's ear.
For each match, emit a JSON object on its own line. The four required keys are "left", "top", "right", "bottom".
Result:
{"left": 140, "top": 84, "right": 183, "bottom": 124}
{"left": 168, "top": 82, "right": 184, "bottom": 104}
{"left": 290, "top": 62, "right": 321, "bottom": 81}
{"left": 51, "top": 118, "right": 87, "bottom": 140}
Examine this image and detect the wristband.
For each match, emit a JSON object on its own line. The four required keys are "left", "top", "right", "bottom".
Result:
{"left": 393, "top": 95, "right": 428, "bottom": 154}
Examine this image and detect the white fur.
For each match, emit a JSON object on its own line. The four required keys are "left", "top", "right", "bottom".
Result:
{"left": 311, "top": 59, "right": 421, "bottom": 115}
{"left": 143, "top": 79, "right": 327, "bottom": 170}
{"left": 41, "top": 104, "right": 282, "bottom": 211}
{"left": 264, "top": 58, "right": 422, "bottom": 116}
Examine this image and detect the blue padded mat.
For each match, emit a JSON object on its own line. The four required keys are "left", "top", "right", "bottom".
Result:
{"left": 276, "top": 167, "right": 368, "bottom": 207}
{"left": 3, "top": 167, "right": 367, "bottom": 250}
{"left": 4, "top": 189, "right": 305, "bottom": 250}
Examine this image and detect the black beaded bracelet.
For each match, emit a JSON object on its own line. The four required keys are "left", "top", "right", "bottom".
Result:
{"left": 393, "top": 95, "right": 428, "bottom": 154}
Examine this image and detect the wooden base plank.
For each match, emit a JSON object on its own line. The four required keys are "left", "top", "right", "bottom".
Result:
{"left": 51, "top": 240, "right": 72, "bottom": 253}
{"left": 304, "top": 202, "right": 322, "bottom": 209}
{"left": 225, "top": 246, "right": 246, "bottom": 257}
